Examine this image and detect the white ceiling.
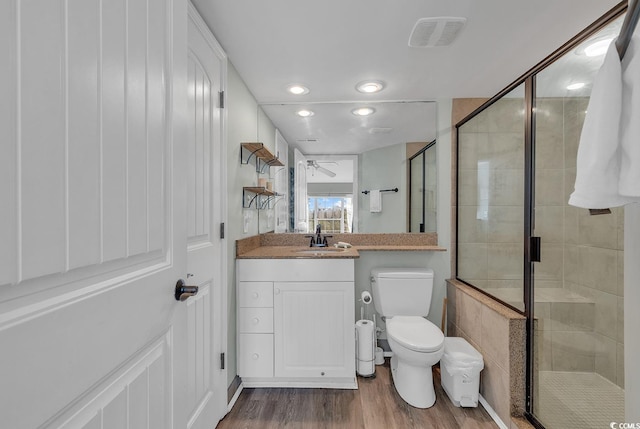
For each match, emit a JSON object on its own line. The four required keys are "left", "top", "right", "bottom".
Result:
{"left": 262, "top": 101, "right": 436, "bottom": 155}
{"left": 192, "top": 0, "right": 620, "bottom": 154}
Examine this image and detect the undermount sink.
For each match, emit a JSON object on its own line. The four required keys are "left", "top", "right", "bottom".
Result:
{"left": 294, "top": 247, "right": 346, "bottom": 255}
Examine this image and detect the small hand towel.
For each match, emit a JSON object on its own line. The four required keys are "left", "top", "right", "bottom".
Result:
{"left": 369, "top": 190, "right": 382, "bottom": 213}
{"left": 569, "top": 40, "right": 636, "bottom": 208}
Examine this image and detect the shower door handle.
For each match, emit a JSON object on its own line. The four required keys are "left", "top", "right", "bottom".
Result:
{"left": 530, "top": 237, "right": 541, "bottom": 262}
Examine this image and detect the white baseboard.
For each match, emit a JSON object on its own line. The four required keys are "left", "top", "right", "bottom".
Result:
{"left": 479, "top": 394, "right": 508, "bottom": 429}
{"left": 242, "top": 378, "right": 357, "bottom": 389}
{"left": 227, "top": 382, "right": 243, "bottom": 413}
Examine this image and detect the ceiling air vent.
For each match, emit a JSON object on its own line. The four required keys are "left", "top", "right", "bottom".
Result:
{"left": 408, "top": 17, "right": 467, "bottom": 48}
{"left": 296, "top": 138, "right": 319, "bottom": 144}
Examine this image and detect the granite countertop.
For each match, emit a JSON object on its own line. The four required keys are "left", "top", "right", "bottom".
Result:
{"left": 237, "top": 245, "right": 360, "bottom": 259}
{"left": 235, "top": 232, "right": 446, "bottom": 259}
{"left": 355, "top": 245, "right": 446, "bottom": 252}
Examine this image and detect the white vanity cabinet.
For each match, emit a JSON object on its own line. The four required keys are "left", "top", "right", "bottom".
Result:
{"left": 237, "top": 281, "right": 274, "bottom": 378}
{"left": 237, "top": 258, "right": 356, "bottom": 388}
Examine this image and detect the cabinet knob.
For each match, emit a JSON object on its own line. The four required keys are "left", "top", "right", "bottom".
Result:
{"left": 252, "top": 318, "right": 260, "bottom": 325}
{"left": 252, "top": 353, "right": 260, "bottom": 360}
{"left": 252, "top": 292, "right": 259, "bottom": 299}
{"left": 275, "top": 288, "right": 280, "bottom": 295}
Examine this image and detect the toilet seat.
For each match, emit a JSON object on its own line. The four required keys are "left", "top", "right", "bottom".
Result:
{"left": 387, "top": 316, "right": 444, "bottom": 353}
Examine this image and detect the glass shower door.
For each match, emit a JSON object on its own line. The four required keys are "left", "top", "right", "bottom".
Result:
{"left": 531, "top": 16, "right": 625, "bottom": 428}
{"left": 457, "top": 84, "right": 526, "bottom": 312}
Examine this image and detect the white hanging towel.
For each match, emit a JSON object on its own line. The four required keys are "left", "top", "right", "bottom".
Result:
{"left": 569, "top": 36, "right": 640, "bottom": 208}
{"left": 619, "top": 33, "right": 640, "bottom": 198}
{"left": 569, "top": 41, "right": 630, "bottom": 208}
{"left": 369, "top": 190, "right": 382, "bottom": 213}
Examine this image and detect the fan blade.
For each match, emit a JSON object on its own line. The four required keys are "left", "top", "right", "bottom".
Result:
{"left": 317, "top": 166, "right": 336, "bottom": 177}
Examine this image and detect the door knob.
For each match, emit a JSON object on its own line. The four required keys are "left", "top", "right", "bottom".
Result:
{"left": 175, "top": 279, "right": 198, "bottom": 301}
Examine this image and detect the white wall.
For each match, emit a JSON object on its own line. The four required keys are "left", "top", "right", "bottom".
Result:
{"left": 223, "top": 93, "right": 455, "bottom": 386}
{"left": 626, "top": 0, "right": 639, "bottom": 414}
{"left": 225, "top": 63, "right": 277, "bottom": 386}
{"left": 256, "top": 108, "right": 277, "bottom": 233}
{"left": 357, "top": 99, "right": 452, "bottom": 335}
{"left": 358, "top": 144, "right": 407, "bottom": 233}
{"left": 625, "top": 203, "right": 640, "bottom": 422}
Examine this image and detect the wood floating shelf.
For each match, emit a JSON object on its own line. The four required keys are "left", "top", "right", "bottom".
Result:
{"left": 243, "top": 186, "right": 276, "bottom": 197}
{"left": 243, "top": 186, "right": 281, "bottom": 209}
{"left": 241, "top": 142, "right": 284, "bottom": 167}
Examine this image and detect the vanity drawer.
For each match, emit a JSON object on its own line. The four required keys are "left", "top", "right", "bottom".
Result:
{"left": 239, "top": 308, "right": 274, "bottom": 333}
{"left": 238, "top": 333, "right": 274, "bottom": 378}
{"left": 239, "top": 281, "right": 273, "bottom": 308}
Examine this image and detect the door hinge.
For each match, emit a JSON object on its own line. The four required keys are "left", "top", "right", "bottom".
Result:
{"left": 219, "top": 91, "right": 225, "bottom": 108}
{"left": 530, "top": 236, "right": 541, "bottom": 262}
{"left": 220, "top": 222, "right": 225, "bottom": 239}
{"left": 220, "top": 352, "right": 225, "bottom": 370}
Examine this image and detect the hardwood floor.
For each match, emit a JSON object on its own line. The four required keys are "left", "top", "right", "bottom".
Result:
{"left": 217, "top": 361, "right": 499, "bottom": 429}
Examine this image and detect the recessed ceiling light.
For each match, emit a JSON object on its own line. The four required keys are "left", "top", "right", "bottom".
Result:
{"left": 356, "top": 80, "right": 385, "bottom": 93}
{"left": 287, "top": 84, "right": 310, "bottom": 95}
{"left": 296, "top": 109, "right": 314, "bottom": 117}
{"left": 567, "top": 82, "right": 585, "bottom": 90}
{"left": 352, "top": 107, "right": 376, "bottom": 116}
{"left": 584, "top": 38, "right": 613, "bottom": 57}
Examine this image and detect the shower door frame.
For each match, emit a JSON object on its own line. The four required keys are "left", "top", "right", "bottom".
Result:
{"left": 453, "top": 3, "right": 627, "bottom": 428}
{"left": 408, "top": 140, "right": 436, "bottom": 233}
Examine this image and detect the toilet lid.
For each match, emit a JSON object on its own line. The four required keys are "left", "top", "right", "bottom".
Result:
{"left": 387, "top": 316, "right": 444, "bottom": 353}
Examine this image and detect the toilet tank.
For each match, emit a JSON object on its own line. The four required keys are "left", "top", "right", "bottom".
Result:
{"left": 370, "top": 268, "right": 434, "bottom": 317}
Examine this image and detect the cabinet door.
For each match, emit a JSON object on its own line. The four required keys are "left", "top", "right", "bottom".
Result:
{"left": 274, "top": 282, "right": 355, "bottom": 378}
{"left": 238, "top": 308, "right": 274, "bottom": 333}
{"left": 238, "top": 334, "right": 274, "bottom": 378}
{"left": 238, "top": 281, "right": 273, "bottom": 307}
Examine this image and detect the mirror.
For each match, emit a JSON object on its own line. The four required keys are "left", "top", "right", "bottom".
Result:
{"left": 409, "top": 141, "right": 437, "bottom": 233}
{"left": 260, "top": 101, "right": 437, "bottom": 233}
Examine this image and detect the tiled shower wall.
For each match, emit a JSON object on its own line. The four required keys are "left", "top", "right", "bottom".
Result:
{"left": 456, "top": 96, "right": 624, "bottom": 388}
{"left": 457, "top": 96, "right": 525, "bottom": 307}
{"left": 535, "top": 97, "right": 624, "bottom": 388}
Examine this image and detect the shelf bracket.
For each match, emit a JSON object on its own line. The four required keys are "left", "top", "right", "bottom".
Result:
{"left": 242, "top": 147, "right": 263, "bottom": 167}
{"left": 244, "top": 192, "right": 259, "bottom": 209}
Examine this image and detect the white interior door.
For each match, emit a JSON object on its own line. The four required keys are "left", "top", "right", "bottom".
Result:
{"left": 294, "top": 148, "right": 309, "bottom": 232}
{"left": 178, "top": 5, "right": 228, "bottom": 429}
{"left": 0, "top": 1, "right": 189, "bottom": 428}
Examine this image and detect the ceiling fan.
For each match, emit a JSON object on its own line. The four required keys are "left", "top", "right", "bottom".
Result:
{"left": 307, "top": 160, "right": 336, "bottom": 177}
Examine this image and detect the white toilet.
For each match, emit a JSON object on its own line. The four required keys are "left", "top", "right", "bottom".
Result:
{"left": 371, "top": 268, "right": 445, "bottom": 408}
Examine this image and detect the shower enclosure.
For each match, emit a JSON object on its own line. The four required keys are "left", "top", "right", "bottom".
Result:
{"left": 456, "top": 7, "right": 625, "bottom": 428}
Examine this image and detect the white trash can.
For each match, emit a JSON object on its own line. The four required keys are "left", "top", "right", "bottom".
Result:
{"left": 440, "top": 337, "right": 484, "bottom": 407}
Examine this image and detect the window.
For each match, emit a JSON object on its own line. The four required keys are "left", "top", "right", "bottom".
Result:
{"left": 307, "top": 196, "right": 353, "bottom": 233}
